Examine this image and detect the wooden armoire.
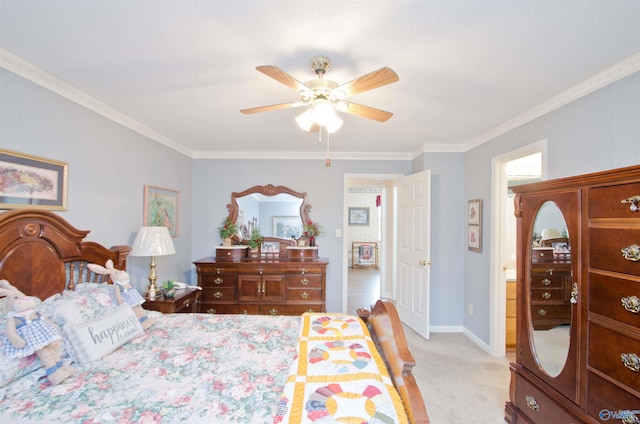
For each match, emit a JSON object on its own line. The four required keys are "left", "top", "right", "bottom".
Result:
{"left": 505, "top": 165, "right": 640, "bottom": 423}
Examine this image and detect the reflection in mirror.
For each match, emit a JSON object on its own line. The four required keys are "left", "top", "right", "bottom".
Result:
{"left": 530, "top": 201, "right": 572, "bottom": 377}
{"left": 227, "top": 185, "right": 310, "bottom": 241}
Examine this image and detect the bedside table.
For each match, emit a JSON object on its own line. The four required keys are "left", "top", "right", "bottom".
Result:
{"left": 143, "top": 287, "right": 200, "bottom": 313}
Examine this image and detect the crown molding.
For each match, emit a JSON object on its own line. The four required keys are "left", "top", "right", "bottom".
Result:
{"left": 464, "top": 51, "right": 640, "bottom": 151}
{"left": 0, "top": 48, "right": 192, "bottom": 157}
{"left": 191, "top": 150, "right": 413, "bottom": 161}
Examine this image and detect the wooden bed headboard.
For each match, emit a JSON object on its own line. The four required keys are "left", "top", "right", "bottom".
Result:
{"left": 362, "top": 300, "right": 430, "bottom": 424}
{"left": 0, "top": 210, "right": 131, "bottom": 300}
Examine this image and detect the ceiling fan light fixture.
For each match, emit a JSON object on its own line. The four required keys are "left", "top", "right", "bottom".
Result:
{"left": 295, "top": 109, "right": 315, "bottom": 132}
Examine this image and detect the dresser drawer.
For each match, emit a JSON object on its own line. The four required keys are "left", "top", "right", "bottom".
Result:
{"left": 588, "top": 323, "right": 640, "bottom": 392}
{"left": 589, "top": 273, "right": 640, "bottom": 327}
{"left": 286, "top": 288, "right": 322, "bottom": 302}
{"left": 287, "top": 273, "right": 322, "bottom": 288}
{"left": 259, "top": 304, "right": 324, "bottom": 315}
{"left": 590, "top": 228, "right": 640, "bottom": 276}
{"left": 514, "top": 374, "right": 580, "bottom": 423}
{"left": 200, "top": 273, "right": 236, "bottom": 287}
{"left": 285, "top": 264, "right": 325, "bottom": 274}
{"left": 587, "top": 371, "right": 640, "bottom": 423}
{"left": 201, "top": 287, "right": 235, "bottom": 302}
{"left": 531, "top": 287, "right": 565, "bottom": 303}
{"left": 589, "top": 182, "right": 640, "bottom": 219}
{"left": 201, "top": 304, "right": 260, "bottom": 315}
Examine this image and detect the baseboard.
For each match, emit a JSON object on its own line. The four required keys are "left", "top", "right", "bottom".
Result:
{"left": 463, "top": 327, "right": 492, "bottom": 354}
{"left": 430, "top": 325, "right": 463, "bottom": 333}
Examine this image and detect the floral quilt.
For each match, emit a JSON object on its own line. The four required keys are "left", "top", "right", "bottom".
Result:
{"left": 0, "top": 313, "right": 300, "bottom": 424}
{"left": 273, "top": 313, "right": 408, "bottom": 424}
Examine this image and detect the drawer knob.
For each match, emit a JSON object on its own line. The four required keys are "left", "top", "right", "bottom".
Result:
{"left": 214, "top": 291, "right": 223, "bottom": 299}
{"left": 525, "top": 395, "right": 539, "bottom": 412}
{"left": 621, "top": 296, "right": 640, "bottom": 314}
{"left": 537, "top": 309, "right": 547, "bottom": 317}
{"left": 300, "top": 291, "right": 309, "bottom": 299}
{"left": 182, "top": 300, "right": 190, "bottom": 308}
{"left": 621, "top": 195, "right": 640, "bottom": 212}
{"left": 621, "top": 244, "right": 640, "bottom": 262}
{"left": 621, "top": 353, "right": 640, "bottom": 372}
{"left": 541, "top": 292, "right": 551, "bottom": 299}
{"left": 306, "top": 308, "right": 316, "bottom": 313}
{"left": 207, "top": 308, "right": 217, "bottom": 314}
{"left": 300, "top": 278, "right": 309, "bottom": 285}
{"left": 214, "top": 277, "right": 223, "bottom": 285}
{"left": 269, "top": 308, "right": 278, "bottom": 316}
{"left": 541, "top": 278, "right": 552, "bottom": 286}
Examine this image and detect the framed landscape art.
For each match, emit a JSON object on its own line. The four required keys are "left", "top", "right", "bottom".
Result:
{"left": 144, "top": 185, "right": 179, "bottom": 237}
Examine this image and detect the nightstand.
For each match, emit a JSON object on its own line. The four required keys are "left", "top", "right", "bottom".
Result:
{"left": 143, "top": 287, "right": 200, "bottom": 313}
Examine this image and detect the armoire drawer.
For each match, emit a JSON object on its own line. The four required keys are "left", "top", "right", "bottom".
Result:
{"left": 588, "top": 182, "right": 640, "bottom": 219}
{"left": 531, "top": 304, "right": 571, "bottom": 320}
{"left": 514, "top": 374, "right": 580, "bottom": 423}
{"left": 531, "top": 287, "right": 565, "bottom": 302}
{"left": 588, "top": 323, "right": 640, "bottom": 392}
{"left": 589, "top": 228, "right": 640, "bottom": 276}
{"left": 589, "top": 272, "right": 640, "bottom": 327}
{"left": 587, "top": 371, "right": 640, "bottom": 423}
{"left": 531, "top": 273, "right": 565, "bottom": 289}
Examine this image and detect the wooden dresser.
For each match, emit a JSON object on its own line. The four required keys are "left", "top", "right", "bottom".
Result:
{"left": 505, "top": 165, "right": 640, "bottom": 424}
{"left": 193, "top": 257, "right": 328, "bottom": 315}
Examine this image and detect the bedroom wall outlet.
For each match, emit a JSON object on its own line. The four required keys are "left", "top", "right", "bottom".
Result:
{"left": 335, "top": 229, "right": 341, "bottom": 237}
{"left": 467, "top": 304, "right": 474, "bottom": 316}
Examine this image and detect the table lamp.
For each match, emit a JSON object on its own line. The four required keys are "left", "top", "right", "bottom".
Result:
{"left": 130, "top": 226, "right": 176, "bottom": 299}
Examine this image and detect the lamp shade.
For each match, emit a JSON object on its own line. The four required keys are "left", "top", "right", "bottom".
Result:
{"left": 129, "top": 226, "right": 176, "bottom": 256}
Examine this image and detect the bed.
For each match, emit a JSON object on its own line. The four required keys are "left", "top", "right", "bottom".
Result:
{"left": 0, "top": 210, "right": 429, "bottom": 423}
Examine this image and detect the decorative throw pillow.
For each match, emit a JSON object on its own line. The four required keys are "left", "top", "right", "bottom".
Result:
{"left": 64, "top": 304, "right": 143, "bottom": 364}
{"left": 39, "top": 283, "right": 117, "bottom": 328}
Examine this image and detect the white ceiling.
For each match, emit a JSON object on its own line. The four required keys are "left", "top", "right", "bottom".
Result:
{"left": 1, "top": 1, "right": 639, "bottom": 159}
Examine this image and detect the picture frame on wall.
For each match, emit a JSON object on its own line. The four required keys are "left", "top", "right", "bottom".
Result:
{"left": 348, "top": 207, "right": 370, "bottom": 226}
{"left": 144, "top": 185, "right": 179, "bottom": 237}
{"left": 0, "top": 148, "right": 68, "bottom": 211}
{"left": 468, "top": 199, "right": 482, "bottom": 252}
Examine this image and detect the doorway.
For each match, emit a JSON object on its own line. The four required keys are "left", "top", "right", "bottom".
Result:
{"left": 490, "top": 141, "right": 545, "bottom": 357}
{"left": 342, "top": 174, "right": 401, "bottom": 314}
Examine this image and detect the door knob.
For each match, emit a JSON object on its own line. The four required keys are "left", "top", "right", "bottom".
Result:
{"left": 419, "top": 260, "right": 432, "bottom": 266}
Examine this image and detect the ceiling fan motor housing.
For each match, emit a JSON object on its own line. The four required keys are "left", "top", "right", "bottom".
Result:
{"left": 310, "top": 55, "right": 331, "bottom": 76}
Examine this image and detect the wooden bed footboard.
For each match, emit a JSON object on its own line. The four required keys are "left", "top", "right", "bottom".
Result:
{"left": 359, "top": 300, "right": 430, "bottom": 424}
{"left": 0, "top": 210, "right": 130, "bottom": 299}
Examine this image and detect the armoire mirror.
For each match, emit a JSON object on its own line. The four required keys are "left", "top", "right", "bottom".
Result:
{"left": 227, "top": 185, "right": 311, "bottom": 241}
{"left": 530, "top": 200, "right": 572, "bottom": 377}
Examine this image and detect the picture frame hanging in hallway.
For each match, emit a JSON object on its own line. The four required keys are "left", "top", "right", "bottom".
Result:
{"left": 468, "top": 199, "right": 482, "bottom": 252}
{"left": 348, "top": 207, "right": 370, "bottom": 226}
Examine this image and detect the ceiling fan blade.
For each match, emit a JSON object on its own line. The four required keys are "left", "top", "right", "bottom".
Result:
{"left": 256, "top": 65, "right": 310, "bottom": 92}
{"left": 336, "top": 67, "right": 399, "bottom": 97}
{"left": 341, "top": 102, "right": 394, "bottom": 122}
{"left": 240, "top": 102, "right": 304, "bottom": 114}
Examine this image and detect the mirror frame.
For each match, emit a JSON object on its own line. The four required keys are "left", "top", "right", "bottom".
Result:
{"left": 227, "top": 184, "right": 311, "bottom": 242}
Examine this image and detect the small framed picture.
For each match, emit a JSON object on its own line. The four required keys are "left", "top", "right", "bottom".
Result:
{"left": 261, "top": 241, "right": 280, "bottom": 253}
{"left": 467, "top": 199, "right": 482, "bottom": 252}
{"left": 468, "top": 224, "right": 481, "bottom": 252}
{"left": 144, "top": 185, "right": 179, "bottom": 237}
{"left": 348, "top": 207, "right": 370, "bottom": 226}
{"left": 0, "top": 149, "right": 68, "bottom": 211}
{"left": 273, "top": 216, "right": 303, "bottom": 238}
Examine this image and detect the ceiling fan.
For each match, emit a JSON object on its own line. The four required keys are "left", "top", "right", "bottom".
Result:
{"left": 240, "top": 55, "right": 399, "bottom": 133}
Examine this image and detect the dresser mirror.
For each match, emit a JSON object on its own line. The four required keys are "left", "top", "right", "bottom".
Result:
{"left": 530, "top": 200, "right": 572, "bottom": 377}
{"left": 227, "top": 185, "right": 311, "bottom": 242}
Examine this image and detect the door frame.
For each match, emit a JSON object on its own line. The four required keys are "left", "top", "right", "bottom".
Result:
{"left": 489, "top": 140, "right": 547, "bottom": 357}
{"left": 342, "top": 173, "right": 403, "bottom": 313}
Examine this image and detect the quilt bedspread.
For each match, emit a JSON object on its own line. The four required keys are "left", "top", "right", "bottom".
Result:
{"left": 273, "top": 313, "right": 408, "bottom": 424}
{"left": 0, "top": 313, "right": 300, "bottom": 424}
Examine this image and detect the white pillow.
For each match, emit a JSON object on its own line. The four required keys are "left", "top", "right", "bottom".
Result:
{"left": 64, "top": 304, "right": 143, "bottom": 364}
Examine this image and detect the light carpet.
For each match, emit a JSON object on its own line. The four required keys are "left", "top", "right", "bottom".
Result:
{"left": 403, "top": 328, "right": 511, "bottom": 423}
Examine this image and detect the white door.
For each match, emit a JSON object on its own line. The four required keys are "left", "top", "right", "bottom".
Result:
{"left": 394, "top": 170, "right": 431, "bottom": 339}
